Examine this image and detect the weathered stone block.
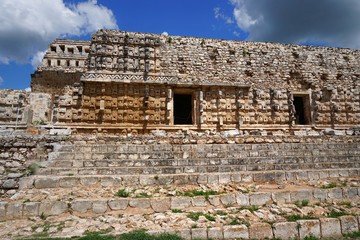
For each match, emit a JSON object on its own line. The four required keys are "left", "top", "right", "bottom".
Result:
{"left": 313, "top": 189, "right": 328, "bottom": 201}
{"left": 290, "top": 190, "right": 313, "bottom": 202}
{"left": 273, "top": 222, "right": 298, "bottom": 239}
{"left": 108, "top": 199, "right": 129, "bottom": 211}
{"left": 59, "top": 177, "right": 78, "bottom": 188}
{"left": 249, "top": 192, "right": 271, "bottom": 206}
{"left": 343, "top": 187, "right": 358, "bottom": 199}
{"left": 192, "top": 196, "right": 207, "bottom": 207}
{"left": 80, "top": 177, "right": 99, "bottom": 186}
{"left": 129, "top": 198, "right": 151, "bottom": 209}
{"left": 223, "top": 225, "right": 249, "bottom": 239}
{"left": 18, "top": 177, "right": 34, "bottom": 189}
{"left": 339, "top": 215, "right": 359, "bottom": 234}
{"left": 171, "top": 197, "right": 191, "bottom": 210}
{"left": 139, "top": 175, "right": 156, "bottom": 185}
{"left": 207, "top": 227, "right": 223, "bottom": 239}
{"left": 71, "top": 200, "right": 92, "bottom": 213}
{"left": 220, "top": 194, "right": 236, "bottom": 206}
{"left": 176, "top": 228, "right": 191, "bottom": 240}
{"left": 2, "top": 179, "right": 17, "bottom": 189}
{"left": 272, "top": 191, "right": 291, "bottom": 204}
{"left": 150, "top": 198, "right": 170, "bottom": 212}
{"left": 208, "top": 195, "right": 221, "bottom": 206}
{"left": 320, "top": 218, "right": 342, "bottom": 237}
{"left": 219, "top": 174, "right": 231, "bottom": 184}
{"left": 298, "top": 220, "right": 321, "bottom": 239}
{"left": 23, "top": 202, "right": 39, "bottom": 217}
{"left": 34, "top": 177, "right": 58, "bottom": 188}
{"left": 39, "top": 201, "right": 67, "bottom": 216}
{"left": 6, "top": 202, "right": 23, "bottom": 218}
{"left": 249, "top": 223, "right": 273, "bottom": 239}
{"left": 100, "top": 177, "right": 121, "bottom": 187}
{"left": 191, "top": 228, "right": 207, "bottom": 239}
{"left": 0, "top": 202, "right": 6, "bottom": 217}
{"left": 235, "top": 193, "right": 250, "bottom": 206}
{"left": 328, "top": 188, "right": 343, "bottom": 199}
{"left": 207, "top": 174, "right": 219, "bottom": 184}
{"left": 92, "top": 201, "right": 108, "bottom": 214}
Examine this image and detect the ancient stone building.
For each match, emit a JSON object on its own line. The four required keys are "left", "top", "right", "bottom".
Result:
{"left": 25, "top": 30, "right": 360, "bottom": 132}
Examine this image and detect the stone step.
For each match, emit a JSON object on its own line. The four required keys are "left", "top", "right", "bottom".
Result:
{"left": 57, "top": 143, "right": 360, "bottom": 153}
{"left": 53, "top": 148, "right": 360, "bottom": 161}
{"left": 2, "top": 186, "right": 359, "bottom": 221}
{"left": 21, "top": 168, "right": 360, "bottom": 189}
{"left": 37, "top": 162, "right": 360, "bottom": 176}
{"left": 51, "top": 156, "right": 360, "bottom": 168}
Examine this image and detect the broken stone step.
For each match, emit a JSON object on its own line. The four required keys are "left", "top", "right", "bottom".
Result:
{"left": 37, "top": 162, "right": 360, "bottom": 176}
{"left": 20, "top": 168, "right": 360, "bottom": 189}
{"left": 52, "top": 148, "right": 358, "bottom": 161}
{"left": 51, "top": 157, "right": 360, "bottom": 169}
{"left": 1, "top": 187, "right": 359, "bottom": 221}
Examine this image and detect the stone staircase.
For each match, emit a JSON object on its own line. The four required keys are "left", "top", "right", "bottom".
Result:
{"left": 21, "top": 141, "right": 360, "bottom": 190}
{"left": 2, "top": 139, "right": 360, "bottom": 239}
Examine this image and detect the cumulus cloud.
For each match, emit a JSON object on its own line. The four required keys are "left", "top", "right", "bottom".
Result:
{"left": 0, "top": 0, "right": 118, "bottom": 64}
{"left": 230, "top": 0, "right": 360, "bottom": 49}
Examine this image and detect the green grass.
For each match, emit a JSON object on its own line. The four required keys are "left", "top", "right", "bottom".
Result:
{"left": 238, "top": 205, "right": 259, "bottom": 213}
{"left": 337, "top": 201, "right": 352, "bottom": 208}
{"left": 320, "top": 183, "right": 337, "bottom": 189}
{"left": 186, "top": 212, "right": 216, "bottom": 222}
{"left": 171, "top": 209, "right": 183, "bottom": 213}
{"left": 295, "top": 200, "right": 309, "bottom": 208}
{"left": 328, "top": 209, "right": 348, "bottom": 218}
{"left": 303, "top": 236, "right": 319, "bottom": 240}
{"left": 285, "top": 214, "right": 316, "bottom": 222}
{"left": 344, "top": 231, "right": 360, "bottom": 238}
{"left": 135, "top": 192, "right": 151, "bottom": 198}
{"left": 178, "top": 189, "right": 221, "bottom": 200}
{"left": 115, "top": 188, "right": 129, "bottom": 198}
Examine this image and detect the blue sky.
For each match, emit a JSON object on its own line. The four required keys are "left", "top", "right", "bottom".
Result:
{"left": 0, "top": 0, "right": 359, "bottom": 90}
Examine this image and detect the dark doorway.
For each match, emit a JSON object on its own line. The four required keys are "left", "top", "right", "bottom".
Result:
{"left": 294, "top": 96, "right": 310, "bottom": 125}
{"left": 174, "top": 94, "right": 193, "bottom": 125}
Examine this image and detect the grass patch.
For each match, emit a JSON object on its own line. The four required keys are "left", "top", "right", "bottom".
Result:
{"left": 178, "top": 189, "right": 221, "bottom": 200}
{"left": 320, "top": 183, "right": 337, "bottom": 189}
{"left": 337, "top": 201, "right": 352, "bottom": 208}
{"left": 295, "top": 200, "right": 309, "bottom": 208}
{"left": 328, "top": 209, "right": 348, "bottom": 218}
{"left": 135, "top": 192, "right": 151, "bottom": 198}
{"left": 344, "top": 230, "right": 360, "bottom": 238}
{"left": 115, "top": 188, "right": 129, "bottom": 198}
{"left": 238, "top": 205, "right": 259, "bottom": 213}
{"left": 285, "top": 214, "right": 316, "bottom": 222}
{"left": 303, "top": 236, "right": 320, "bottom": 240}
{"left": 171, "top": 209, "right": 183, "bottom": 213}
{"left": 187, "top": 212, "right": 215, "bottom": 222}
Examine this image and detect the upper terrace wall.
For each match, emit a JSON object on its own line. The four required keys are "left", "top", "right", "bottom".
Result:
{"left": 86, "top": 30, "right": 360, "bottom": 91}
{"left": 31, "top": 40, "right": 90, "bottom": 94}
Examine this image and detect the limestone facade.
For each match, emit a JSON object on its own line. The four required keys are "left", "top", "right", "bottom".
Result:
{"left": 26, "top": 30, "right": 360, "bottom": 131}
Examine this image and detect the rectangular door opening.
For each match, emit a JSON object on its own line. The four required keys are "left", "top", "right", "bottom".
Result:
{"left": 174, "top": 94, "right": 193, "bottom": 125}
{"left": 293, "top": 95, "right": 311, "bottom": 125}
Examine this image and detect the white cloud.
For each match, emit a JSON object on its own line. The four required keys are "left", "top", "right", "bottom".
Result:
{"left": 214, "top": 7, "right": 234, "bottom": 24}
{"left": 31, "top": 51, "right": 46, "bottom": 69}
{"left": 0, "top": 0, "right": 118, "bottom": 64}
{"left": 0, "top": 76, "right": 3, "bottom": 86}
{"left": 230, "top": 0, "right": 360, "bottom": 49}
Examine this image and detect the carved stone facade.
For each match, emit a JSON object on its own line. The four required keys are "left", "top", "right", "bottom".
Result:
{"left": 28, "top": 29, "right": 359, "bottom": 132}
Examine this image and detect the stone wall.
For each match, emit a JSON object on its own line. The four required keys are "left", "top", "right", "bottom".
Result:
{"left": 31, "top": 39, "right": 90, "bottom": 94}
{"left": 0, "top": 135, "right": 61, "bottom": 196}
{"left": 62, "top": 30, "right": 360, "bottom": 130}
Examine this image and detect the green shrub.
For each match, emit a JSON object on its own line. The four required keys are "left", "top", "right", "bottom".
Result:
{"left": 320, "top": 183, "right": 337, "bottom": 189}
{"left": 115, "top": 188, "right": 129, "bottom": 198}
{"left": 328, "top": 209, "right": 348, "bottom": 218}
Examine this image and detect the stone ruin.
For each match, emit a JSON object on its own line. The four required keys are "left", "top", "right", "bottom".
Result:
{"left": 0, "top": 30, "right": 359, "bottom": 239}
